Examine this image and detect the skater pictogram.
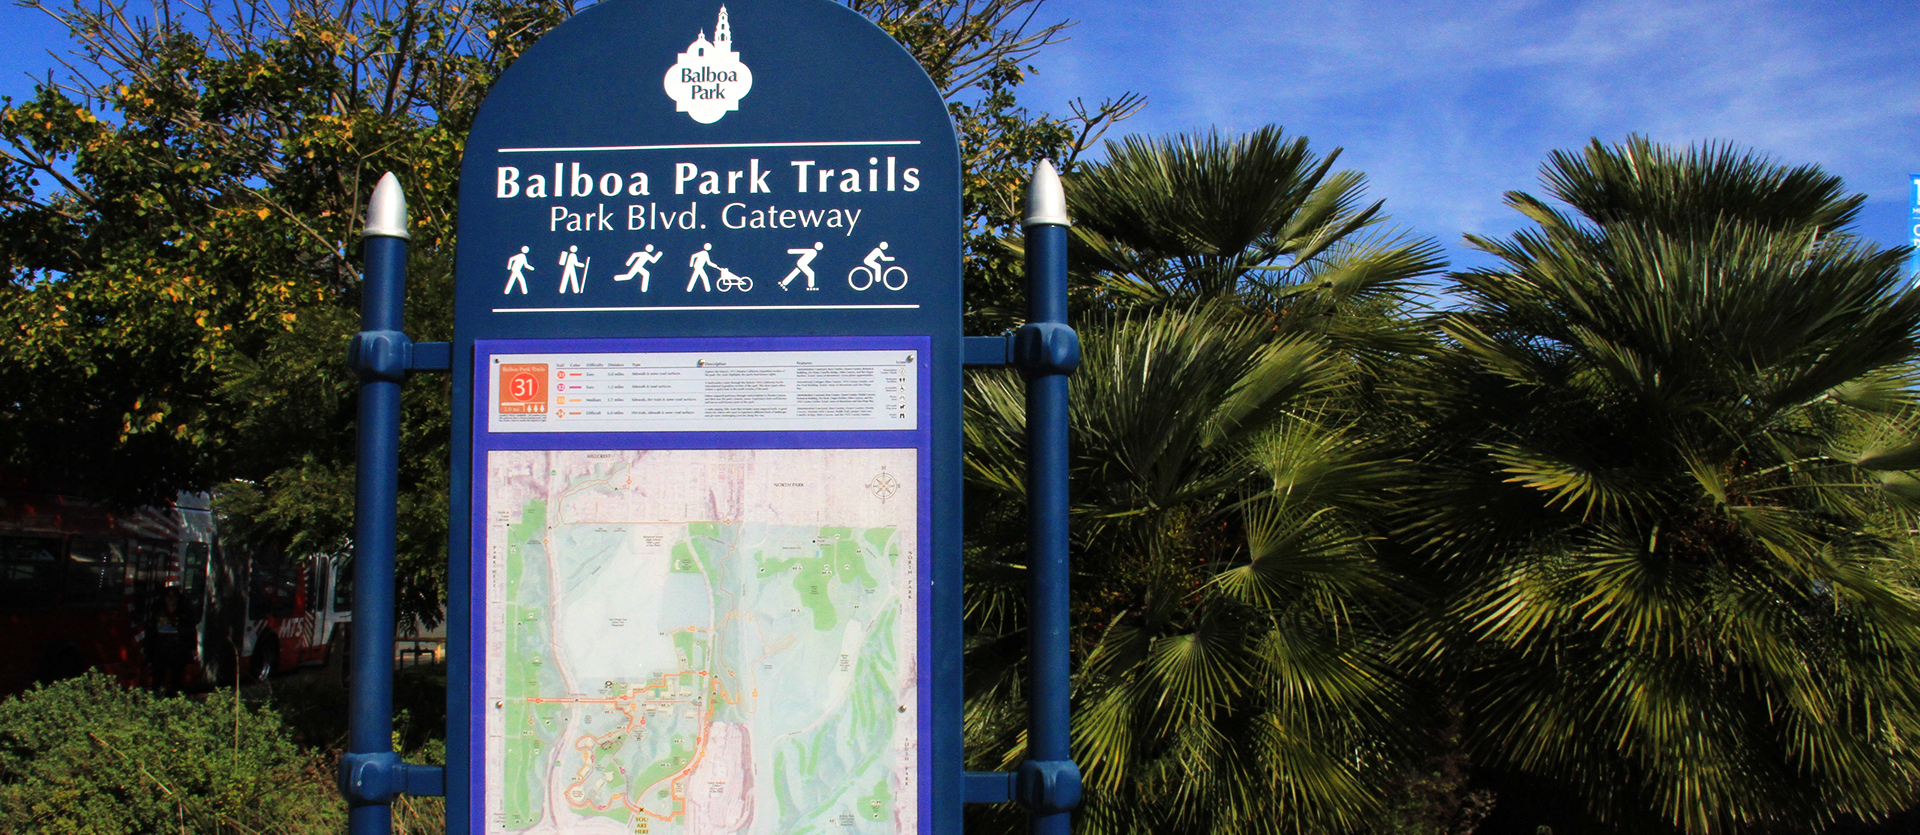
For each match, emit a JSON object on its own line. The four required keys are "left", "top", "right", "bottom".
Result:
{"left": 781, "top": 242, "right": 824, "bottom": 290}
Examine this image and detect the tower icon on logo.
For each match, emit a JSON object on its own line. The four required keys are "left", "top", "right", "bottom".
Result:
{"left": 664, "top": 7, "right": 753, "bottom": 124}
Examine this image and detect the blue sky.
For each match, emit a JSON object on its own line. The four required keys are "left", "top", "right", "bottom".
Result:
{"left": 3, "top": 0, "right": 1916, "bottom": 271}
{"left": 1016, "top": 0, "right": 1920, "bottom": 270}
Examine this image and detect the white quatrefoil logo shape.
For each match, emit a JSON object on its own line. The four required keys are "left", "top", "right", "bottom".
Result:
{"left": 663, "top": 6, "right": 754, "bottom": 124}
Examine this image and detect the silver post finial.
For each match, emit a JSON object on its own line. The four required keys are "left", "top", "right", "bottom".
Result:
{"left": 1023, "top": 159, "right": 1069, "bottom": 227}
{"left": 363, "top": 172, "right": 411, "bottom": 240}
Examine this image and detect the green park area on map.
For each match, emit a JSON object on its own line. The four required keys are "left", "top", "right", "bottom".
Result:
{"left": 485, "top": 449, "right": 918, "bottom": 835}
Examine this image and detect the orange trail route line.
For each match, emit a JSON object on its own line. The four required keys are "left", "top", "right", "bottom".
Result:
{"left": 531, "top": 488, "right": 757, "bottom": 822}
{"left": 544, "top": 622, "right": 724, "bottom": 820}
{"left": 553, "top": 668, "right": 717, "bottom": 818}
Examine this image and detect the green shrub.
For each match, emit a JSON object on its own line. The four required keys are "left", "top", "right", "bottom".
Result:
{"left": 0, "top": 672, "right": 345, "bottom": 834}
{"left": 258, "top": 661, "right": 446, "bottom": 757}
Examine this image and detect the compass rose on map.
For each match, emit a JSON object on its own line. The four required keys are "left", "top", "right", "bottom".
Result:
{"left": 867, "top": 470, "right": 901, "bottom": 500}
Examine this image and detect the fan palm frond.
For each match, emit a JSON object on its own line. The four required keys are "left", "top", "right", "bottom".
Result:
{"left": 1402, "top": 136, "right": 1920, "bottom": 833}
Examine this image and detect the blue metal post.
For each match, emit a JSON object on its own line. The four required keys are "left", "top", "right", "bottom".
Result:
{"left": 344, "top": 173, "right": 411, "bottom": 835}
{"left": 1018, "top": 160, "right": 1082, "bottom": 833}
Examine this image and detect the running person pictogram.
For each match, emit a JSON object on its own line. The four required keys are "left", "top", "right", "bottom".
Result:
{"left": 612, "top": 245, "right": 662, "bottom": 291}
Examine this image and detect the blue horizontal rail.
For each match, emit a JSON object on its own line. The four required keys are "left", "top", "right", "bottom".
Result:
{"left": 965, "top": 770, "right": 1015, "bottom": 804}
{"left": 964, "top": 334, "right": 1013, "bottom": 367}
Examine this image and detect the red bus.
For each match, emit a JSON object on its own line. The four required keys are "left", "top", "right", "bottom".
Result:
{"left": 0, "top": 488, "right": 351, "bottom": 695}
{"left": 239, "top": 537, "right": 354, "bottom": 681}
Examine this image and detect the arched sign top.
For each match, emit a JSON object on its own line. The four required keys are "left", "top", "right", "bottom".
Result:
{"left": 454, "top": 0, "right": 962, "bottom": 340}
{"left": 446, "top": 2, "right": 967, "bottom": 833}
{"left": 473, "top": 0, "right": 953, "bottom": 146}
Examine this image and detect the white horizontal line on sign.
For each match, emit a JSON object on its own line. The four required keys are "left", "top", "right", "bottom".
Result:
{"left": 492, "top": 304, "right": 922, "bottom": 313}
{"left": 496, "top": 140, "right": 923, "bottom": 153}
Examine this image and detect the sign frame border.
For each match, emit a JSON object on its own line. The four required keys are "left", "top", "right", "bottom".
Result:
{"left": 457, "top": 334, "right": 940, "bottom": 832}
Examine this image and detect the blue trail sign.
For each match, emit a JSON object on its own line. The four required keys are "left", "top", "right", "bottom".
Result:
{"left": 443, "top": 1, "right": 962, "bottom": 834}
{"left": 1910, "top": 173, "right": 1919, "bottom": 278}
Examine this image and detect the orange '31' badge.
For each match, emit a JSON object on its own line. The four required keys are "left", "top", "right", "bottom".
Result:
{"left": 498, "top": 364, "right": 548, "bottom": 414}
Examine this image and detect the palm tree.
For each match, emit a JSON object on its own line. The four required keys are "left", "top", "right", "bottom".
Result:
{"left": 962, "top": 128, "right": 1448, "bottom": 834}
{"left": 1400, "top": 136, "right": 1920, "bottom": 833}
{"left": 1056, "top": 126, "right": 1444, "bottom": 383}
{"left": 1064, "top": 126, "right": 1441, "bottom": 316}
{"left": 965, "top": 303, "right": 1423, "bottom": 834}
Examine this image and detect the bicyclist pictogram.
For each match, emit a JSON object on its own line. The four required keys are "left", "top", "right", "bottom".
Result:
{"left": 848, "top": 241, "right": 908, "bottom": 290}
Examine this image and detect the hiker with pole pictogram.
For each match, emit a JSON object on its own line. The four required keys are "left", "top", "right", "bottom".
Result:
{"left": 557, "top": 245, "right": 590, "bottom": 293}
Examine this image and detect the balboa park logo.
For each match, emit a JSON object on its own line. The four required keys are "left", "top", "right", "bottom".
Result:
{"left": 663, "top": 7, "right": 753, "bottom": 124}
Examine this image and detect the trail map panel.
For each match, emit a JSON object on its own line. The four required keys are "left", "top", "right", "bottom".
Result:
{"left": 485, "top": 448, "right": 918, "bottom": 834}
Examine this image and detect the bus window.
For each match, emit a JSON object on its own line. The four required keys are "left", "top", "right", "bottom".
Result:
{"left": 181, "top": 543, "right": 209, "bottom": 605}
{"left": 66, "top": 538, "right": 128, "bottom": 609}
{"left": 250, "top": 558, "right": 298, "bottom": 621}
{"left": 247, "top": 564, "right": 268, "bottom": 620}
{"left": 131, "top": 539, "right": 176, "bottom": 586}
{"left": 128, "top": 539, "right": 175, "bottom": 626}
{"left": 0, "top": 535, "right": 63, "bottom": 609}
{"left": 332, "top": 557, "right": 352, "bottom": 613}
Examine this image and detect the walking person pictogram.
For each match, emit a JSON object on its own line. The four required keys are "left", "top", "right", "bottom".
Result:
{"left": 687, "top": 243, "right": 716, "bottom": 292}
{"left": 781, "top": 242, "right": 824, "bottom": 291}
{"left": 685, "top": 243, "right": 752, "bottom": 292}
{"left": 503, "top": 245, "right": 534, "bottom": 294}
{"left": 613, "top": 245, "right": 662, "bottom": 291}
{"left": 557, "top": 245, "right": 590, "bottom": 293}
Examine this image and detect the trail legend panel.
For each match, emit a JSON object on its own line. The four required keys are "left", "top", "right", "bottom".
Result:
{"left": 486, "top": 349, "right": 918, "bottom": 433}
